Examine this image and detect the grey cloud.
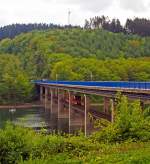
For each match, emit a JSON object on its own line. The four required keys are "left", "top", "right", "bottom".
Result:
{"left": 118, "top": 0, "right": 148, "bottom": 12}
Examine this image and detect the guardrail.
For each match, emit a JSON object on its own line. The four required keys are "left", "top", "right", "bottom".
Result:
{"left": 34, "top": 80, "right": 150, "bottom": 90}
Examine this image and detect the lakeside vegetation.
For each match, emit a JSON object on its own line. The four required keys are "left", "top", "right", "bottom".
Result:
{"left": 0, "top": 96, "right": 150, "bottom": 164}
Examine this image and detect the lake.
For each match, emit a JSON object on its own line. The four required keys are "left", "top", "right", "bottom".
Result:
{"left": 0, "top": 105, "right": 88, "bottom": 134}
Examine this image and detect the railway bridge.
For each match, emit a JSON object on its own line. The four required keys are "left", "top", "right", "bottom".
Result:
{"left": 35, "top": 81, "right": 150, "bottom": 136}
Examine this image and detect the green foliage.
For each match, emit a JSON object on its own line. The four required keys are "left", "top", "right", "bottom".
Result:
{"left": 50, "top": 57, "right": 150, "bottom": 81}
{"left": 0, "top": 29, "right": 150, "bottom": 103}
{"left": 1, "top": 29, "right": 150, "bottom": 59}
{"left": 0, "top": 123, "right": 35, "bottom": 164}
{"left": 0, "top": 123, "right": 95, "bottom": 163}
{"left": 85, "top": 142, "right": 150, "bottom": 164}
{"left": 0, "top": 122, "right": 150, "bottom": 164}
{"left": 20, "top": 154, "right": 83, "bottom": 164}
{"left": 92, "top": 96, "right": 150, "bottom": 143}
{"left": 0, "top": 55, "right": 33, "bottom": 104}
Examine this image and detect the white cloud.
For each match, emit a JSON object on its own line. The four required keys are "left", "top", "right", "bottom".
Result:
{"left": 43, "top": 0, "right": 114, "bottom": 12}
{"left": 0, "top": 0, "right": 150, "bottom": 26}
{"left": 118, "top": 0, "right": 149, "bottom": 12}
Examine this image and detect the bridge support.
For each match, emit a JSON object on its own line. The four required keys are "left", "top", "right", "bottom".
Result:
{"left": 68, "top": 91, "right": 71, "bottom": 134}
{"left": 50, "top": 89, "right": 53, "bottom": 113}
{"left": 84, "top": 94, "right": 90, "bottom": 137}
{"left": 103, "top": 97, "right": 110, "bottom": 114}
{"left": 44, "top": 87, "right": 48, "bottom": 109}
{"left": 40, "top": 86, "right": 44, "bottom": 103}
{"left": 84, "top": 94, "right": 87, "bottom": 137}
{"left": 57, "top": 89, "right": 64, "bottom": 118}
{"left": 57, "top": 89, "right": 60, "bottom": 118}
{"left": 110, "top": 99, "right": 115, "bottom": 123}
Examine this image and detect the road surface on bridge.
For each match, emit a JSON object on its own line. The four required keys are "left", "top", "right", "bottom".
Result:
{"left": 35, "top": 81, "right": 150, "bottom": 101}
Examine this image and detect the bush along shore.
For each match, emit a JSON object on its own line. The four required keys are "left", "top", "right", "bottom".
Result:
{"left": 0, "top": 95, "right": 150, "bottom": 164}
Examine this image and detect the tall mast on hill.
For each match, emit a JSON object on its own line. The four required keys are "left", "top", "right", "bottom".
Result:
{"left": 68, "top": 9, "right": 71, "bottom": 25}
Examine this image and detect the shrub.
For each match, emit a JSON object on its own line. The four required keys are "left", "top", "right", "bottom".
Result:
{"left": 92, "top": 96, "right": 150, "bottom": 142}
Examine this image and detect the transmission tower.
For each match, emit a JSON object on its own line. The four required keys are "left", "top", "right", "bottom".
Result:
{"left": 68, "top": 9, "right": 71, "bottom": 25}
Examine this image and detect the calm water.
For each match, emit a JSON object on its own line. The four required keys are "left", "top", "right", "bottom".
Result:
{"left": 0, "top": 108, "right": 49, "bottom": 129}
{"left": 0, "top": 106, "right": 87, "bottom": 133}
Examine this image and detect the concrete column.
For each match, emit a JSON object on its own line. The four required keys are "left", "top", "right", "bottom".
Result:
{"left": 45, "top": 87, "right": 48, "bottom": 109}
{"left": 86, "top": 96, "right": 91, "bottom": 110}
{"left": 103, "top": 97, "right": 110, "bottom": 114}
{"left": 53, "top": 88, "right": 56, "bottom": 98}
{"left": 56, "top": 89, "right": 59, "bottom": 98}
{"left": 84, "top": 94, "right": 88, "bottom": 137}
{"left": 68, "top": 91, "right": 71, "bottom": 134}
{"left": 50, "top": 89, "right": 53, "bottom": 113}
{"left": 40, "top": 86, "right": 43, "bottom": 103}
{"left": 110, "top": 99, "right": 115, "bottom": 123}
{"left": 58, "top": 89, "right": 60, "bottom": 118}
{"left": 57, "top": 89, "right": 63, "bottom": 118}
{"left": 62, "top": 90, "right": 66, "bottom": 100}
{"left": 53, "top": 88, "right": 57, "bottom": 98}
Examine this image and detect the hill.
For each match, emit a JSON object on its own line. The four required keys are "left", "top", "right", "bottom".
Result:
{"left": 0, "top": 28, "right": 150, "bottom": 59}
{"left": 0, "top": 28, "right": 150, "bottom": 103}
{"left": 0, "top": 23, "right": 78, "bottom": 40}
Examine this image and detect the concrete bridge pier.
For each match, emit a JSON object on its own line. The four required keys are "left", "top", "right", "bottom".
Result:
{"left": 68, "top": 91, "right": 77, "bottom": 134}
{"left": 110, "top": 99, "right": 115, "bottom": 123}
{"left": 57, "top": 89, "right": 66, "bottom": 118}
{"left": 41, "top": 86, "right": 116, "bottom": 134}
{"left": 50, "top": 89, "right": 54, "bottom": 113}
{"left": 44, "top": 87, "right": 49, "bottom": 109}
{"left": 103, "top": 97, "right": 110, "bottom": 114}
{"left": 40, "top": 86, "right": 44, "bottom": 103}
{"left": 103, "top": 97, "right": 115, "bottom": 123}
{"left": 84, "top": 94, "right": 91, "bottom": 136}
{"left": 68, "top": 91, "right": 71, "bottom": 134}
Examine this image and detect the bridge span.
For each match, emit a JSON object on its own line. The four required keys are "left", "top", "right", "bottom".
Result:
{"left": 35, "top": 81, "right": 150, "bottom": 136}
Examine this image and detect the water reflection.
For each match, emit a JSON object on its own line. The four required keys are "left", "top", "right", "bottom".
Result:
{"left": 0, "top": 108, "right": 48, "bottom": 130}
{"left": 0, "top": 102, "right": 94, "bottom": 134}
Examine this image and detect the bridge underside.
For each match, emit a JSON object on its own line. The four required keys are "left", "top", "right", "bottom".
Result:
{"left": 39, "top": 83, "right": 150, "bottom": 102}
{"left": 35, "top": 81, "right": 150, "bottom": 136}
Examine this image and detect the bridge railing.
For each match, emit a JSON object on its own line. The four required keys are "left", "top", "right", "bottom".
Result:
{"left": 34, "top": 80, "right": 150, "bottom": 90}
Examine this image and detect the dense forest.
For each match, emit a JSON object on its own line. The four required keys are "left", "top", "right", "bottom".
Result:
{"left": 1, "top": 16, "right": 150, "bottom": 41}
{"left": 0, "top": 25, "right": 150, "bottom": 103}
{"left": 85, "top": 16, "right": 150, "bottom": 36}
{"left": 0, "top": 23, "right": 79, "bottom": 40}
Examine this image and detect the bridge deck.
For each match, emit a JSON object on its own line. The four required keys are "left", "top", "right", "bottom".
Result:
{"left": 35, "top": 81, "right": 150, "bottom": 90}
{"left": 35, "top": 81, "right": 150, "bottom": 101}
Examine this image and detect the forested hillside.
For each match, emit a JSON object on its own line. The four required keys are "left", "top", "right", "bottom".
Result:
{"left": 85, "top": 16, "right": 150, "bottom": 36}
{"left": 1, "top": 16, "right": 150, "bottom": 41}
{"left": 1, "top": 29, "right": 150, "bottom": 58}
{"left": 0, "top": 23, "right": 78, "bottom": 40}
{"left": 0, "top": 28, "right": 150, "bottom": 104}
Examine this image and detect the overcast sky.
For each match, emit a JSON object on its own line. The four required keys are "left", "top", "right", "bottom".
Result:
{"left": 0, "top": 0, "right": 150, "bottom": 27}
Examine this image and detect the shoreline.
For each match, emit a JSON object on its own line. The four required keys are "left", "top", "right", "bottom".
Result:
{"left": 0, "top": 102, "right": 44, "bottom": 109}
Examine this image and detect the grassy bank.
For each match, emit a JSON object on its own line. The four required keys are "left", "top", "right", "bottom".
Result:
{"left": 0, "top": 123, "right": 150, "bottom": 164}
